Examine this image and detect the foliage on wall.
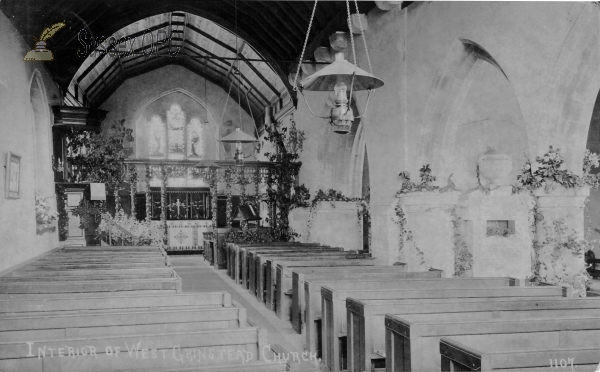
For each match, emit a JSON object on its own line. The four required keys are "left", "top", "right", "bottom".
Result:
{"left": 65, "top": 119, "right": 134, "bottom": 187}
{"left": 449, "top": 206, "right": 472, "bottom": 277}
{"left": 54, "top": 184, "right": 68, "bottom": 241}
{"left": 304, "top": 188, "right": 369, "bottom": 242}
{"left": 35, "top": 193, "right": 57, "bottom": 234}
{"left": 397, "top": 164, "right": 455, "bottom": 195}
{"left": 533, "top": 218, "right": 592, "bottom": 297}
{"left": 393, "top": 203, "right": 425, "bottom": 266}
{"left": 223, "top": 166, "right": 234, "bottom": 228}
{"left": 516, "top": 146, "right": 600, "bottom": 191}
{"left": 514, "top": 146, "right": 599, "bottom": 295}
{"left": 225, "top": 225, "right": 268, "bottom": 244}
{"left": 263, "top": 116, "right": 306, "bottom": 241}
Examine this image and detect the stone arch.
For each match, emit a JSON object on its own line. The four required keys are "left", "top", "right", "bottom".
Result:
{"left": 134, "top": 88, "right": 222, "bottom": 160}
{"left": 29, "top": 69, "right": 52, "bottom": 194}
{"left": 417, "top": 38, "right": 528, "bottom": 187}
{"left": 349, "top": 120, "right": 368, "bottom": 198}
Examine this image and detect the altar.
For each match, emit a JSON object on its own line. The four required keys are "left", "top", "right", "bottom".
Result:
{"left": 165, "top": 220, "right": 213, "bottom": 250}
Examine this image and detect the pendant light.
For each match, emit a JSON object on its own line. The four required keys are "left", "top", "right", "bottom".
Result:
{"left": 218, "top": 0, "right": 257, "bottom": 166}
{"left": 292, "top": 0, "right": 384, "bottom": 134}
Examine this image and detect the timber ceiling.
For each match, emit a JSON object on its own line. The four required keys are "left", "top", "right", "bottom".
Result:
{"left": 1, "top": 0, "right": 381, "bottom": 116}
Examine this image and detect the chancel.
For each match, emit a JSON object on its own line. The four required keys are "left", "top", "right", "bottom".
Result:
{"left": 2, "top": 1, "right": 600, "bottom": 371}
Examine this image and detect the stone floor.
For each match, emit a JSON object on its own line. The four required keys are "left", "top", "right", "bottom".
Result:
{"left": 169, "top": 254, "right": 320, "bottom": 371}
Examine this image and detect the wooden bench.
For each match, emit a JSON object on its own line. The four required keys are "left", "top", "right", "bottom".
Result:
{"left": 384, "top": 310, "right": 600, "bottom": 372}
{"left": 19, "top": 262, "right": 171, "bottom": 270}
{"left": 0, "top": 292, "right": 232, "bottom": 316}
{"left": 322, "top": 283, "right": 564, "bottom": 372}
{"left": 0, "top": 303, "right": 247, "bottom": 342}
{"left": 272, "top": 259, "right": 378, "bottom": 321}
{"left": 257, "top": 251, "right": 367, "bottom": 304}
{"left": 98, "top": 361, "right": 288, "bottom": 372}
{"left": 241, "top": 245, "right": 335, "bottom": 290}
{"left": 291, "top": 267, "right": 442, "bottom": 335}
{"left": 9, "top": 267, "right": 176, "bottom": 278}
{"left": 440, "top": 337, "right": 600, "bottom": 372}
{"left": 0, "top": 327, "right": 268, "bottom": 372}
{"left": 0, "top": 276, "right": 183, "bottom": 294}
{"left": 226, "top": 242, "right": 311, "bottom": 280}
{"left": 347, "top": 296, "right": 600, "bottom": 372}
{"left": 242, "top": 245, "right": 339, "bottom": 291}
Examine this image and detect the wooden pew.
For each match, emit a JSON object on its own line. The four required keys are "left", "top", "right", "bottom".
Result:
{"left": 0, "top": 304, "right": 247, "bottom": 342}
{"left": 242, "top": 245, "right": 340, "bottom": 291}
{"left": 19, "top": 262, "right": 171, "bottom": 270}
{"left": 257, "top": 251, "right": 368, "bottom": 304}
{"left": 0, "top": 276, "right": 183, "bottom": 294}
{"left": 99, "top": 361, "right": 289, "bottom": 372}
{"left": 307, "top": 277, "right": 514, "bottom": 357}
{"left": 0, "top": 327, "right": 268, "bottom": 372}
{"left": 322, "top": 284, "right": 564, "bottom": 372}
{"left": 440, "top": 338, "right": 600, "bottom": 372}
{"left": 272, "top": 259, "right": 378, "bottom": 321}
{"left": 227, "top": 242, "right": 319, "bottom": 282}
{"left": 347, "top": 296, "right": 600, "bottom": 372}
{"left": 242, "top": 245, "right": 335, "bottom": 290}
{"left": 9, "top": 267, "right": 175, "bottom": 278}
{"left": 291, "top": 267, "right": 442, "bottom": 335}
{"left": 385, "top": 316, "right": 600, "bottom": 372}
{"left": 0, "top": 292, "right": 232, "bottom": 316}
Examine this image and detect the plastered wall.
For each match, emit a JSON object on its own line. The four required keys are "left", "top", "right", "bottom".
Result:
{"left": 0, "top": 10, "right": 60, "bottom": 273}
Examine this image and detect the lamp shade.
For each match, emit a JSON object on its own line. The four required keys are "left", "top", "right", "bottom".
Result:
{"left": 299, "top": 53, "right": 384, "bottom": 92}
{"left": 194, "top": 159, "right": 221, "bottom": 168}
{"left": 219, "top": 128, "right": 257, "bottom": 143}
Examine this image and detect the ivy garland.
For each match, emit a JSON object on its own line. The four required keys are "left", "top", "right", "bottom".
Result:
{"left": 449, "top": 206, "right": 473, "bottom": 277}
{"left": 145, "top": 165, "right": 151, "bottom": 222}
{"left": 210, "top": 168, "right": 218, "bottom": 237}
{"left": 252, "top": 166, "right": 261, "bottom": 212}
{"left": 55, "top": 184, "right": 69, "bottom": 241}
{"left": 396, "top": 164, "right": 455, "bottom": 195}
{"left": 160, "top": 165, "right": 168, "bottom": 240}
{"left": 237, "top": 167, "right": 250, "bottom": 207}
{"left": 305, "top": 188, "right": 367, "bottom": 241}
{"left": 223, "top": 166, "right": 234, "bottom": 228}
{"left": 393, "top": 203, "right": 425, "bottom": 267}
{"left": 128, "top": 165, "right": 137, "bottom": 217}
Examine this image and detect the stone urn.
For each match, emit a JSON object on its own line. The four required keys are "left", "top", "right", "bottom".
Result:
{"left": 478, "top": 150, "right": 512, "bottom": 187}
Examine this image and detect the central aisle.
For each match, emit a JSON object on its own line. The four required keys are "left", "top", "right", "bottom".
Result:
{"left": 169, "top": 254, "right": 318, "bottom": 369}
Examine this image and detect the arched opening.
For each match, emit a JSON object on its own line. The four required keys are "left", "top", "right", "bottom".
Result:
{"left": 584, "top": 89, "right": 600, "bottom": 256}
{"left": 29, "top": 71, "right": 52, "bottom": 195}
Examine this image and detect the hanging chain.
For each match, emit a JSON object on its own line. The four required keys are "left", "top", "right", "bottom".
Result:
{"left": 346, "top": 0, "right": 357, "bottom": 66}
{"left": 292, "top": 0, "right": 318, "bottom": 91}
{"left": 354, "top": 0, "right": 373, "bottom": 75}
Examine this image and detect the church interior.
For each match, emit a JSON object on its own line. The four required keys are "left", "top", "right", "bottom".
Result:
{"left": 2, "top": 1, "right": 600, "bottom": 371}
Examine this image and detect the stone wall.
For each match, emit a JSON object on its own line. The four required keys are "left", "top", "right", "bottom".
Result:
{"left": 287, "top": 2, "right": 600, "bottom": 272}
{"left": 0, "top": 10, "right": 60, "bottom": 273}
{"left": 100, "top": 65, "right": 258, "bottom": 161}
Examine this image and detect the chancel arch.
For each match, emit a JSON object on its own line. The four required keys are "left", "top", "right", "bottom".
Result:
{"left": 29, "top": 70, "right": 53, "bottom": 196}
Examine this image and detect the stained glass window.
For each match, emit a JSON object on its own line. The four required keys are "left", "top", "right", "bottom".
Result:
{"left": 187, "top": 117, "right": 204, "bottom": 159}
{"left": 148, "top": 115, "right": 166, "bottom": 159}
{"left": 166, "top": 104, "right": 186, "bottom": 160}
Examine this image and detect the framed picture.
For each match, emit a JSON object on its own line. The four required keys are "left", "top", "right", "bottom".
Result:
{"left": 5, "top": 152, "right": 21, "bottom": 199}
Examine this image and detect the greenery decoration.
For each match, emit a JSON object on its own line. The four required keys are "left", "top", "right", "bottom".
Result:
{"left": 532, "top": 218, "right": 592, "bottom": 297}
{"left": 264, "top": 116, "right": 305, "bottom": 241}
{"left": 54, "top": 184, "right": 68, "bottom": 241}
{"left": 65, "top": 119, "right": 134, "bottom": 187}
{"left": 223, "top": 166, "right": 234, "bottom": 228}
{"left": 209, "top": 168, "right": 218, "bottom": 237}
{"left": 396, "top": 165, "right": 455, "bottom": 195}
{"left": 160, "top": 165, "right": 168, "bottom": 239}
{"left": 97, "top": 209, "right": 165, "bottom": 246}
{"left": 486, "top": 227, "right": 516, "bottom": 237}
{"left": 516, "top": 146, "right": 600, "bottom": 191}
{"left": 393, "top": 203, "right": 425, "bottom": 266}
{"left": 35, "top": 193, "right": 57, "bottom": 234}
{"left": 236, "top": 167, "right": 250, "bottom": 207}
{"left": 145, "top": 165, "right": 151, "bottom": 222}
{"left": 450, "top": 207, "right": 472, "bottom": 277}
{"left": 225, "top": 225, "right": 268, "bottom": 244}
{"left": 128, "top": 165, "right": 137, "bottom": 217}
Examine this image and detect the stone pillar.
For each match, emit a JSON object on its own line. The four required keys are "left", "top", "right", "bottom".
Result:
{"left": 533, "top": 186, "right": 590, "bottom": 296}
{"left": 397, "top": 192, "right": 460, "bottom": 273}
